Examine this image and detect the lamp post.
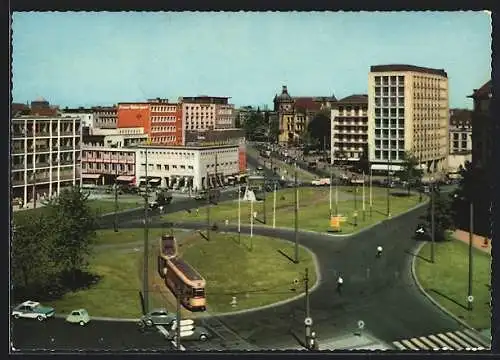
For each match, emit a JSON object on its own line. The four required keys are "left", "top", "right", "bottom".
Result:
{"left": 430, "top": 177, "right": 435, "bottom": 263}
{"left": 113, "top": 166, "right": 119, "bottom": 232}
{"left": 362, "top": 171, "right": 366, "bottom": 222}
{"left": 238, "top": 183, "right": 241, "bottom": 244}
{"left": 273, "top": 181, "right": 277, "bottom": 228}
{"left": 369, "top": 167, "right": 373, "bottom": 218}
{"left": 142, "top": 145, "right": 150, "bottom": 314}
{"left": 467, "top": 201, "right": 474, "bottom": 311}
{"left": 294, "top": 165, "right": 299, "bottom": 264}
{"left": 386, "top": 147, "right": 391, "bottom": 218}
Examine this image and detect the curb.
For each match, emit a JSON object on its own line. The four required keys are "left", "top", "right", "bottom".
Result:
{"left": 54, "top": 314, "right": 139, "bottom": 322}
{"left": 410, "top": 242, "right": 483, "bottom": 335}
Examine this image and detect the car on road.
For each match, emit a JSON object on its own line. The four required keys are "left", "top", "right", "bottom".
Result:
{"left": 138, "top": 309, "right": 176, "bottom": 330}
{"left": 11, "top": 300, "right": 55, "bottom": 321}
{"left": 65, "top": 309, "right": 90, "bottom": 326}
{"left": 177, "top": 325, "right": 211, "bottom": 342}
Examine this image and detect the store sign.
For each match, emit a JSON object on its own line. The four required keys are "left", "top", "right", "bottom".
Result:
{"left": 119, "top": 104, "right": 149, "bottom": 110}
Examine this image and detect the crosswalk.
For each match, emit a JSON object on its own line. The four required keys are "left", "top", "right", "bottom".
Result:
{"left": 392, "top": 329, "right": 490, "bottom": 351}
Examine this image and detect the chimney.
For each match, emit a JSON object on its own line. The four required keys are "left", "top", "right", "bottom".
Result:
{"left": 282, "top": 85, "right": 288, "bottom": 93}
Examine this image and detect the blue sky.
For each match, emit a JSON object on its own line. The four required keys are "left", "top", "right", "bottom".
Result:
{"left": 12, "top": 11, "right": 491, "bottom": 109}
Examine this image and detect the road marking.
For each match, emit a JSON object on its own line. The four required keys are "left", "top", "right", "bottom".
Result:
{"left": 156, "top": 325, "right": 186, "bottom": 351}
{"left": 463, "top": 329, "right": 490, "bottom": 348}
{"left": 392, "top": 330, "right": 490, "bottom": 351}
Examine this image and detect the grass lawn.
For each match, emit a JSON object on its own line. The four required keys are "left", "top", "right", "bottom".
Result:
{"left": 415, "top": 239, "right": 492, "bottom": 330}
{"left": 165, "top": 186, "right": 422, "bottom": 234}
{"left": 48, "top": 228, "right": 317, "bottom": 317}
{"left": 180, "top": 232, "right": 317, "bottom": 313}
{"left": 12, "top": 199, "right": 142, "bottom": 223}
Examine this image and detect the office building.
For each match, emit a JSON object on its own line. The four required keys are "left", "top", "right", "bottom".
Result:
{"left": 469, "top": 80, "right": 492, "bottom": 171}
{"left": 93, "top": 106, "right": 118, "bottom": 129}
{"left": 135, "top": 144, "right": 242, "bottom": 191}
{"left": 180, "top": 96, "right": 235, "bottom": 131}
{"left": 367, "top": 64, "right": 449, "bottom": 174}
{"left": 330, "top": 94, "right": 368, "bottom": 163}
{"left": 11, "top": 116, "right": 82, "bottom": 207}
{"left": 81, "top": 147, "right": 137, "bottom": 186}
{"left": 449, "top": 109, "right": 472, "bottom": 154}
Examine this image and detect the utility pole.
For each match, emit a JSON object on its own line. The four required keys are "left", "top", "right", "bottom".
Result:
{"left": 142, "top": 146, "right": 150, "bottom": 314}
{"left": 273, "top": 181, "right": 277, "bottom": 228}
{"left": 207, "top": 154, "right": 218, "bottom": 241}
{"left": 304, "top": 267, "right": 311, "bottom": 345}
{"left": 294, "top": 166, "right": 299, "bottom": 264}
{"left": 114, "top": 165, "right": 119, "bottom": 232}
{"left": 431, "top": 180, "right": 435, "bottom": 263}
{"left": 362, "top": 171, "right": 366, "bottom": 222}
{"left": 176, "top": 285, "right": 181, "bottom": 350}
{"left": 238, "top": 183, "right": 241, "bottom": 244}
{"left": 468, "top": 201, "right": 474, "bottom": 311}
{"left": 386, "top": 147, "right": 391, "bottom": 218}
{"left": 335, "top": 179, "right": 339, "bottom": 216}
{"left": 330, "top": 137, "right": 334, "bottom": 218}
{"left": 369, "top": 167, "right": 373, "bottom": 218}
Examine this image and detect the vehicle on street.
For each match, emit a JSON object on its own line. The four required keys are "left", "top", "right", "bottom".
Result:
{"left": 176, "top": 324, "right": 211, "bottom": 342}
{"left": 11, "top": 300, "right": 55, "bottom": 321}
{"left": 138, "top": 309, "right": 177, "bottom": 330}
{"left": 66, "top": 309, "right": 90, "bottom": 326}
{"left": 415, "top": 224, "right": 427, "bottom": 240}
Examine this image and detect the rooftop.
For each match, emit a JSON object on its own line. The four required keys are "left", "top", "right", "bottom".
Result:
{"left": 337, "top": 94, "right": 368, "bottom": 104}
{"left": 468, "top": 80, "right": 492, "bottom": 99}
{"left": 370, "top": 64, "right": 448, "bottom": 78}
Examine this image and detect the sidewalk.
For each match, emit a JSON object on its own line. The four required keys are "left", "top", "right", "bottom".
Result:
{"left": 452, "top": 229, "right": 491, "bottom": 255}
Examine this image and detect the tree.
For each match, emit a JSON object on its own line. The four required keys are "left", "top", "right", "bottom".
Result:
{"left": 243, "top": 112, "right": 266, "bottom": 141}
{"left": 11, "top": 213, "right": 59, "bottom": 297}
{"left": 423, "top": 189, "right": 456, "bottom": 241}
{"left": 396, "top": 151, "right": 423, "bottom": 195}
{"left": 306, "top": 110, "right": 331, "bottom": 150}
{"left": 355, "top": 144, "right": 370, "bottom": 173}
{"left": 44, "top": 186, "right": 98, "bottom": 285}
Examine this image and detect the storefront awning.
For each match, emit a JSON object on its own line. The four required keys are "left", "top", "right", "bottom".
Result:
{"left": 82, "top": 173, "right": 101, "bottom": 179}
{"left": 116, "top": 175, "right": 135, "bottom": 182}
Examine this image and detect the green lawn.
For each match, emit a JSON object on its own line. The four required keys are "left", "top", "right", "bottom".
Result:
{"left": 13, "top": 199, "right": 142, "bottom": 223}
{"left": 181, "top": 232, "right": 317, "bottom": 313}
{"left": 416, "top": 239, "right": 492, "bottom": 330}
{"left": 165, "top": 186, "right": 422, "bottom": 234}
{"left": 48, "top": 228, "right": 317, "bottom": 317}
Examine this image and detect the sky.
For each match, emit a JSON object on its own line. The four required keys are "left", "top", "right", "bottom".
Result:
{"left": 12, "top": 11, "right": 491, "bottom": 110}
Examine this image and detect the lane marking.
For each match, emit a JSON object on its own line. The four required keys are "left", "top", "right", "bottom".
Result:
{"left": 436, "top": 333, "right": 462, "bottom": 350}
{"left": 463, "top": 329, "right": 490, "bottom": 348}
{"left": 454, "top": 331, "right": 485, "bottom": 350}
{"left": 401, "top": 339, "right": 420, "bottom": 351}
{"left": 419, "top": 336, "right": 440, "bottom": 351}
{"left": 409, "top": 337, "right": 429, "bottom": 350}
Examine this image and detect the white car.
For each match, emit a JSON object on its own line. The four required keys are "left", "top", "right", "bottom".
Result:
{"left": 12, "top": 300, "right": 55, "bottom": 321}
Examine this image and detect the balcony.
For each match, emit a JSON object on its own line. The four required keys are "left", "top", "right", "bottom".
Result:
{"left": 35, "top": 162, "right": 51, "bottom": 168}
{"left": 35, "top": 146, "right": 51, "bottom": 153}
{"left": 12, "top": 178, "right": 25, "bottom": 186}
{"left": 12, "top": 147, "right": 25, "bottom": 154}
{"left": 59, "top": 145, "right": 74, "bottom": 151}
{"left": 11, "top": 163, "right": 25, "bottom": 170}
{"left": 35, "top": 131, "right": 51, "bottom": 137}
{"left": 60, "top": 160, "right": 74, "bottom": 166}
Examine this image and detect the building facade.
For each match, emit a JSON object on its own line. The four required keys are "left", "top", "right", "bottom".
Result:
{"left": 449, "top": 109, "right": 472, "bottom": 154}
{"left": 93, "top": 106, "right": 118, "bottom": 129}
{"left": 180, "top": 96, "right": 234, "bottom": 132}
{"left": 367, "top": 65, "right": 449, "bottom": 174}
{"left": 135, "top": 144, "right": 241, "bottom": 191}
{"left": 81, "top": 147, "right": 137, "bottom": 185}
{"left": 11, "top": 116, "right": 82, "bottom": 207}
{"left": 469, "top": 80, "right": 492, "bottom": 172}
{"left": 330, "top": 95, "right": 368, "bottom": 163}
{"left": 148, "top": 98, "right": 183, "bottom": 145}
{"left": 273, "top": 86, "right": 337, "bottom": 144}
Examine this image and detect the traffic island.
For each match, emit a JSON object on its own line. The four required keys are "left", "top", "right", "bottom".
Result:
{"left": 165, "top": 186, "right": 421, "bottom": 234}
{"left": 45, "top": 228, "right": 318, "bottom": 318}
{"left": 414, "top": 238, "right": 492, "bottom": 330}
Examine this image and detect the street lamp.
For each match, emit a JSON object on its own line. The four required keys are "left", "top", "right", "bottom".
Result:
{"left": 430, "top": 177, "right": 435, "bottom": 263}
{"left": 113, "top": 166, "right": 119, "bottom": 232}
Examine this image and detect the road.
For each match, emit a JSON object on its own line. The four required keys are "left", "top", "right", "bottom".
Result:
{"left": 11, "top": 158, "right": 464, "bottom": 352}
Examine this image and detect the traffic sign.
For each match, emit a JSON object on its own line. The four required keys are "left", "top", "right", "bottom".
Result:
{"left": 180, "top": 319, "right": 195, "bottom": 338}
{"left": 304, "top": 317, "right": 313, "bottom": 326}
{"left": 467, "top": 295, "right": 474, "bottom": 303}
{"left": 357, "top": 320, "right": 365, "bottom": 330}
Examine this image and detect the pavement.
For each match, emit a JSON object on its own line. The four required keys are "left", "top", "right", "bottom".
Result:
{"left": 10, "top": 159, "right": 485, "bottom": 352}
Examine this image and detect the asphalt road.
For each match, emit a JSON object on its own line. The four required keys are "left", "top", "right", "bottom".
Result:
{"left": 11, "top": 159, "right": 462, "bottom": 352}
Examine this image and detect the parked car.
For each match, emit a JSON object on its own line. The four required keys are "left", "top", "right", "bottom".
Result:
{"left": 66, "top": 309, "right": 90, "bottom": 326}
{"left": 138, "top": 309, "right": 176, "bottom": 330}
{"left": 11, "top": 300, "right": 55, "bottom": 321}
{"left": 178, "top": 325, "right": 211, "bottom": 342}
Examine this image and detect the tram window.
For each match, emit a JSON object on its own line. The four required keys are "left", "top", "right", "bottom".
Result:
{"left": 193, "top": 288, "right": 205, "bottom": 297}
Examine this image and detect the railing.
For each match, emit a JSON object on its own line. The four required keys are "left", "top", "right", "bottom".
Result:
{"left": 11, "top": 163, "right": 25, "bottom": 170}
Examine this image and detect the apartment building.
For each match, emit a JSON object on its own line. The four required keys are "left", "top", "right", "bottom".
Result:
{"left": 180, "top": 96, "right": 235, "bottom": 132}
{"left": 273, "top": 86, "right": 337, "bottom": 144}
{"left": 367, "top": 65, "right": 449, "bottom": 174}
{"left": 11, "top": 116, "right": 82, "bottom": 207}
{"left": 330, "top": 95, "right": 368, "bottom": 163}
{"left": 93, "top": 106, "right": 118, "bottom": 129}
{"left": 449, "top": 109, "right": 472, "bottom": 154}
{"left": 135, "top": 144, "right": 241, "bottom": 191}
{"left": 81, "top": 147, "right": 136, "bottom": 185}
{"left": 469, "top": 80, "right": 492, "bottom": 172}
{"left": 62, "top": 108, "right": 96, "bottom": 128}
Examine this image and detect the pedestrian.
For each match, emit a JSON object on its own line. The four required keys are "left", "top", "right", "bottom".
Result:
{"left": 336, "top": 275, "right": 344, "bottom": 294}
{"left": 225, "top": 218, "right": 229, "bottom": 226}
{"left": 376, "top": 245, "right": 383, "bottom": 258}
{"left": 196, "top": 208, "right": 199, "bottom": 216}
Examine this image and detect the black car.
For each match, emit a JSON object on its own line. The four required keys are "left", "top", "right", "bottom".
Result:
{"left": 415, "top": 224, "right": 427, "bottom": 239}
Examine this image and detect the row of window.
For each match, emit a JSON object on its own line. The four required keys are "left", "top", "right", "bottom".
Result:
{"left": 375, "top": 139, "right": 405, "bottom": 148}
{"left": 83, "top": 163, "right": 134, "bottom": 171}
{"left": 150, "top": 136, "right": 177, "bottom": 143}
{"left": 373, "top": 150, "right": 405, "bottom": 160}
{"left": 374, "top": 75, "right": 405, "bottom": 86}
{"left": 375, "top": 109, "right": 405, "bottom": 117}
{"left": 151, "top": 126, "right": 176, "bottom": 132}
{"left": 151, "top": 116, "right": 177, "bottom": 122}
{"left": 452, "top": 133, "right": 470, "bottom": 140}
{"left": 142, "top": 164, "right": 194, "bottom": 171}
{"left": 151, "top": 106, "right": 177, "bottom": 112}
{"left": 375, "top": 119, "right": 405, "bottom": 128}
{"left": 374, "top": 97, "right": 405, "bottom": 106}
{"left": 452, "top": 141, "right": 469, "bottom": 150}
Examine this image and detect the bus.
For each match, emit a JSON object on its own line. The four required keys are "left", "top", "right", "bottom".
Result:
{"left": 157, "top": 235, "right": 207, "bottom": 312}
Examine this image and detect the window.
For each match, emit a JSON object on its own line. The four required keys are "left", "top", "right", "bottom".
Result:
{"left": 398, "top": 119, "right": 404, "bottom": 128}
{"left": 453, "top": 133, "right": 459, "bottom": 140}
{"left": 375, "top": 119, "right": 381, "bottom": 128}
{"left": 461, "top": 141, "right": 467, "bottom": 149}
{"left": 156, "top": 164, "right": 161, "bottom": 170}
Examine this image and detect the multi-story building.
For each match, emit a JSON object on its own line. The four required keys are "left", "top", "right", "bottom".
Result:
{"left": 469, "top": 80, "right": 492, "bottom": 172}
{"left": 11, "top": 116, "right": 82, "bottom": 207}
{"left": 330, "top": 95, "right": 369, "bottom": 163}
{"left": 367, "top": 65, "right": 449, "bottom": 174}
{"left": 93, "top": 106, "right": 118, "bottom": 129}
{"left": 135, "top": 144, "right": 241, "bottom": 191}
{"left": 449, "top": 109, "right": 472, "bottom": 154}
{"left": 30, "top": 97, "right": 59, "bottom": 117}
{"left": 180, "top": 96, "right": 234, "bottom": 132}
{"left": 273, "top": 86, "right": 337, "bottom": 144}
{"left": 117, "top": 100, "right": 183, "bottom": 146}
{"left": 148, "top": 98, "right": 183, "bottom": 145}
{"left": 234, "top": 106, "right": 255, "bottom": 127}
{"left": 81, "top": 147, "right": 137, "bottom": 186}
{"left": 61, "top": 107, "right": 96, "bottom": 128}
